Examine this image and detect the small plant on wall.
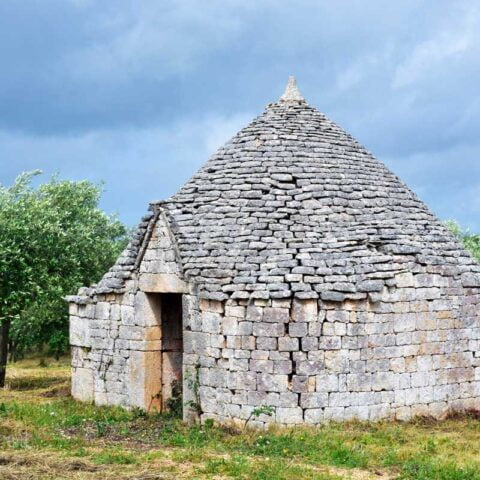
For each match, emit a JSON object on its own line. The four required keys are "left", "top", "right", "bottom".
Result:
{"left": 184, "top": 363, "right": 202, "bottom": 419}
{"left": 165, "top": 380, "right": 183, "bottom": 418}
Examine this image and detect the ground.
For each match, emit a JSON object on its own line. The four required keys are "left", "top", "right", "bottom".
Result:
{"left": 1, "top": 358, "right": 480, "bottom": 479}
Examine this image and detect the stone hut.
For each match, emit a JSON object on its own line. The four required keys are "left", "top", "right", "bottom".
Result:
{"left": 68, "top": 77, "right": 480, "bottom": 426}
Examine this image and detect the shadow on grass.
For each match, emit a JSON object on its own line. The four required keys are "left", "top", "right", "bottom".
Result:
{"left": 6, "top": 375, "right": 67, "bottom": 391}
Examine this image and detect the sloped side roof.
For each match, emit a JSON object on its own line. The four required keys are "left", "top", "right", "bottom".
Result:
{"left": 66, "top": 212, "right": 155, "bottom": 302}
{"left": 157, "top": 97, "right": 480, "bottom": 301}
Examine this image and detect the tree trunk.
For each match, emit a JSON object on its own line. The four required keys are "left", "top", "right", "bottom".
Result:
{"left": 0, "top": 319, "right": 11, "bottom": 387}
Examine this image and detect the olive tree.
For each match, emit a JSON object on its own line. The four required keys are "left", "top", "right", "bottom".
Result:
{"left": 0, "top": 171, "right": 128, "bottom": 386}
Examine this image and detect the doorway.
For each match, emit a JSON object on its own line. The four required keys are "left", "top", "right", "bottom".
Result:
{"left": 146, "top": 293, "right": 183, "bottom": 413}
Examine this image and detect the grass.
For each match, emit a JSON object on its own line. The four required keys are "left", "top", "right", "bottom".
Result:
{"left": 1, "top": 358, "right": 480, "bottom": 479}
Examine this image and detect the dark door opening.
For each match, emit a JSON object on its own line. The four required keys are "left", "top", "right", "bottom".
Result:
{"left": 160, "top": 293, "right": 183, "bottom": 412}
{"left": 145, "top": 292, "right": 183, "bottom": 413}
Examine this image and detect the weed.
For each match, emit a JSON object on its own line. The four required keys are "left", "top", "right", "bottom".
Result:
{"left": 92, "top": 450, "right": 138, "bottom": 465}
{"left": 245, "top": 405, "right": 275, "bottom": 426}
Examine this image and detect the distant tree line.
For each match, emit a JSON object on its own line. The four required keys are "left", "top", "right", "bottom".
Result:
{"left": 0, "top": 171, "right": 128, "bottom": 387}
{"left": 446, "top": 220, "right": 480, "bottom": 262}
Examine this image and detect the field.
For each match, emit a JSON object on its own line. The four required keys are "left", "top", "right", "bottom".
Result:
{"left": 1, "top": 359, "right": 480, "bottom": 479}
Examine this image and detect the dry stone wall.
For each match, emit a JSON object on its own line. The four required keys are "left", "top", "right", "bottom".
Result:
{"left": 70, "top": 285, "right": 163, "bottom": 411}
{"left": 183, "top": 271, "right": 480, "bottom": 427}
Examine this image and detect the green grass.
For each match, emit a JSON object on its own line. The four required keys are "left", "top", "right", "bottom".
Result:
{"left": 2, "top": 357, "right": 480, "bottom": 479}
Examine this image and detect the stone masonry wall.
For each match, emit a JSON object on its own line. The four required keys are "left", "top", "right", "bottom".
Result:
{"left": 70, "top": 211, "right": 186, "bottom": 412}
{"left": 184, "top": 270, "right": 480, "bottom": 427}
{"left": 70, "top": 284, "right": 163, "bottom": 411}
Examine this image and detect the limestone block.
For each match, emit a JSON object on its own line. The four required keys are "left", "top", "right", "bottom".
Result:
{"left": 241, "top": 335, "right": 256, "bottom": 349}
{"left": 71, "top": 367, "right": 94, "bottom": 402}
{"left": 308, "top": 322, "right": 322, "bottom": 336}
{"left": 246, "top": 305, "right": 263, "bottom": 321}
{"left": 396, "top": 272, "right": 415, "bottom": 288}
{"left": 252, "top": 322, "right": 285, "bottom": 337}
{"left": 184, "top": 331, "right": 210, "bottom": 353}
{"left": 325, "top": 351, "right": 349, "bottom": 373}
{"left": 347, "top": 373, "right": 372, "bottom": 392}
{"left": 208, "top": 368, "right": 228, "bottom": 388}
{"left": 278, "top": 337, "right": 299, "bottom": 351}
{"left": 278, "top": 392, "right": 299, "bottom": 407}
{"left": 326, "top": 310, "right": 349, "bottom": 323}
{"left": 291, "top": 375, "right": 308, "bottom": 393}
{"left": 231, "top": 358, "right": 249, "bottom": 371}
{"left": 292, "top": 299, "right": 318, "bottom": 322}
{"left": 96, "top": 302, "right": 110, "bottom": 320}
{"left": 133, "top": 292, "right": 160, "bottom": 327}
{"left": 225, "top": 306, "right": 245, "bottom": 318}
{"left": 202, "top": 312, "right": 221, "bottom": 334}
{"left": 263, "top": 307, "right": 289, "bottom": 323}
{"left": 90, "top": 337, "right": 114, "bottom": 350}
{"left": 139, "top": 273, "right": 188, "bottom": 293}
{"left": 324, "top": 406, "right": 345, "bottom": 421}
{"left": 461, "top": 273, "right": 480, "bottom": 288}
{"left": 225, "top": 336, "right": 241, "bottom": 349}
{"left": 128, "top": 350, "right": 162, "bottom": 411}
{"left": 344, "top": 406, "right": 369, "bottom": 420}
{"left": 297, "top": 360, "right": 324, "bottom": 376}
{"left": 223, "top": 317, "right": 239, "bottom": 335}
{"left": 371, "top": 372, "right": 395, "bottom": 391}
{"left": 300, "top": 392, "right": 328, "bottom": 408}
{"left": 276, "top": 407, "right": 303, "bottom": 424}
{"left": 273, "top": 360, "right": 293, "bottom": 374}
{"left": 256, "top": 336, "right": 277, "bottom": 350}
{"left": 110, "top": 304, "right": 121, "bottom": 322}
{"left": 70, "top": 317, "right": 91, "bottom": 347}
{"left": 393, "top": 314, "right": 416, "bottom": 333}
{"left": 304, "top": 408, "right": 324, "bottom": 424}
{"left": 302, "top": 337, "right": 319, "bottom": 351}
{"left": 369, "top": 404, "right": 391, "bottom": 421}
{"left": 121, "top": 305, "right": 135, "bottom": 325}
{"left": 250, "top": 359, "right": 273, "bottom": 373}
{"left": 319, "top": 336, "right": 342, "bottom": 350}
{"left": 416, "top": 313, "right": 437, "bottom": 330}
{"left": 119, "top": 325, "right": 147, "bottom": 341}
{"left": 69, "top": 303, "right": 78, "bottom": 316}
{"left": 233, "top": 371, "right": 257, "bottom": 390}
{"left": 210, "top": 334, "right": 225, "bottom": 349}
{"left": 129, "top": 339, "right": 162, "bottom": 351}
{"left": 251, "top": 350, "right": 269, "bottom": 360}
{"left": 183, "top": 297, "right": 201, "bottom": 331}
{"left": 238, "top": 321, "right": 253, "bottom": 335}
{"left": 316, "top": 373, "right": 339, "bottom": 392}
{"left": 257, "top": 373, "right": 288, "bottom": 392}
{"left": 357, "top": 280, "right": 384, "bottom": 292}
{"left": 289, "top": 323, "right": 308, "bottom": 337}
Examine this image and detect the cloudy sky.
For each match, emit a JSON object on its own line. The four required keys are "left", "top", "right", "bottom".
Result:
{"left": 1, "top": 0, "right": 479, "bottom": 229}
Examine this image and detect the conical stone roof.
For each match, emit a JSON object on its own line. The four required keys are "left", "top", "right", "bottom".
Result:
{"left": 153, "top": 78, "right": 480, "bottom": 301}
{"left": 78, "top": 77, "right": 480, "bottom": 302}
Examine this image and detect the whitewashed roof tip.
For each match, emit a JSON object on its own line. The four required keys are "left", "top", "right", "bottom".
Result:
{"left": 280, "top": 76, "right": 305, "bottom": 102}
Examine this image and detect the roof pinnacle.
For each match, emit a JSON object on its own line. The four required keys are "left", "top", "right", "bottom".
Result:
{"left": 280, "top": 76, "right": 305, "bottom": 102}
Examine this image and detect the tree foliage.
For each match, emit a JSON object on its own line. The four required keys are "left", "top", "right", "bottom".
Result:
{"left": 446, "top": 220, "right": 480, "bottom": 262}
{"left": 0, "top": 171, "right": 128, "bottom": 370}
